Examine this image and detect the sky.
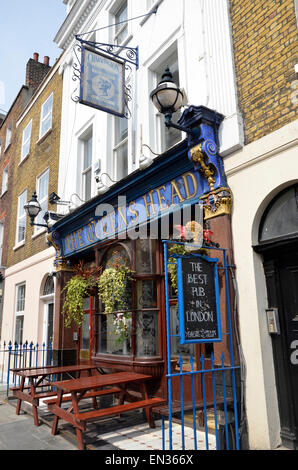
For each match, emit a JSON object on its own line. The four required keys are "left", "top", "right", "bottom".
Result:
{"left": 0, "top": 0, "right": 67, "bottom": 114}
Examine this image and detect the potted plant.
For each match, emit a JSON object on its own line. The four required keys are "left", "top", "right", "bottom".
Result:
{"left": 62, "top": 261, "right": 102, "bottom": 328}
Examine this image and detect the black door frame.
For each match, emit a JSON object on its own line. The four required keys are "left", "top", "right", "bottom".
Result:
{"left": 254, "top": 237, "right": 298, "bottom": 449}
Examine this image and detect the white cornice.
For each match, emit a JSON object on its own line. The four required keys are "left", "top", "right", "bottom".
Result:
{"left": 54, "top": 0, "right": 105, "bottom": 50}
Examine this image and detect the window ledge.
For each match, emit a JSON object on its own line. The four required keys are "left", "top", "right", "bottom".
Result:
{"left": 19, "top": 153, "right": 30, "bottom": 167}
{"left": 36, "top": 128, "right": 52, "bottom": 146}
{"left": 13, "top": 240, "right": 25, "bottom": 251}
{"left": 140, "top": 0, "right": 163, "bottom": 26}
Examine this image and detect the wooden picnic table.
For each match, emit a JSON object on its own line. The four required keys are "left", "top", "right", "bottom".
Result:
{"left": 45, "top": 371, "right": 166, "bottom": 450}
{"left": 10, "top": 363, "right": 100, "bottom": 426}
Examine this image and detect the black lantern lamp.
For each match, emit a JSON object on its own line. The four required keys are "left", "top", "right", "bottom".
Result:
{"left": 150, "top": 66, "right": 197, "bottom": 138}
{"left": 24, "top": 191, "right": 49, "bottom": 229}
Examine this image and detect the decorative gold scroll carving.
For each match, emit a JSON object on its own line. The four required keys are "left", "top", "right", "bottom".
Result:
{"left": 190, "top": 144, "right": 216, "bottom": 191}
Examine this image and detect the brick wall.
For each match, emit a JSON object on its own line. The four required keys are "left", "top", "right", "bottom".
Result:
{"left": 0, "top": 86, "right": 33, "bottom": 271}
{"left": 26, "top": 53, "right": 51, "bottom": 92}
{"left": 229, "top": 0, "right": 298, "bottom": 144}
{"left": 6, "top": 69, "right": 62, "bottom": 268}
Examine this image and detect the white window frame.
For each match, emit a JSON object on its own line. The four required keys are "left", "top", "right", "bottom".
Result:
{"left": 109, "top": 0, "right": 130, "bottom": 47}
{"left": 21, "top": 120, "right": 32, "bottom": 161}
{"left": 16, "top": 189, "right": 27, "bottom": 246}
{"left": 15, "top": 283, "right": 26, "bottom": 345}
{"left": 39, "top": 93, "right": 53, "bottom": 139}
{"left": 1, "top": 164, "right": 8, "bottom": 195}
{"left": 150, "top": 46, "right": 182, "bottom": 154}
{"left": 113, "top": 116, "right": 128, "bottom": 181}
{"left": 82, "top": 136, "right": 93, "bottom": 202}
{"left": 0, "top": 219, "right": 4, "bottom": 266}
{"left": 34, "top": 169, "right": 49, "bottom": 234}
{"left": 5, "top": 121, "right": 12, "bottom": 150}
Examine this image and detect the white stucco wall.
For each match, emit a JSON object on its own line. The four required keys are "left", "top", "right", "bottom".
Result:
{"left": 55, "top": 0, "right": 243, "bottom": 210}
{"left": 1, "top": 247, "right": 55, "bottom": 344}
{"left": 224, "top": 119, "right": 298, "bottom": 449}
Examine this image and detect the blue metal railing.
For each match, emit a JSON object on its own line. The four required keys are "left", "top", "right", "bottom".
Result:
{"left": 162, "top": 240, "right": 241, "bottom": 451}
{"left": 0, "top": 341, "right": 53, "bottom": 396}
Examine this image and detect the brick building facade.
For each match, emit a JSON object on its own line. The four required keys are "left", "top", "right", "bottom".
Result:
{"left": 0, "top": 54, "right": 52, "bottom": 334}
{"left": 0, "top": 54, "right": 63, "bottom": 349}
{"left": 225, "top": 0, "right": 298, "bottom": 449}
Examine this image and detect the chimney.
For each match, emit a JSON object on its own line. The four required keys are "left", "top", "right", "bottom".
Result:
{"left": 26, "top": 52, "right": 52, "bottom": 92}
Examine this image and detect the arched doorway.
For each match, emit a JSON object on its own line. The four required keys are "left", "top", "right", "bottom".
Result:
{"left": 254, "top": 184, "right": 298, "bottom": 449}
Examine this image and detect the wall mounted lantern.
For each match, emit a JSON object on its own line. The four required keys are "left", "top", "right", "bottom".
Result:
{"left": 150, "top": 66, "right": 198, "bottom": 138}
{"left": 24, "top": 191, "right": 49, "bottom": 230}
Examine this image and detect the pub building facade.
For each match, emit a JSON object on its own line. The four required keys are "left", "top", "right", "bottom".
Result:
{"left": 47, "top": 106, "right": 240, "bottom": 418}
{"left": 48, "top": 0, "right": 243, "bottom": 445}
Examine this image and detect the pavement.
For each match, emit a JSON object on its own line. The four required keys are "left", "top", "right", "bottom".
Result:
{"left": 0, "top": 390, "right": 218, "bottom": 451}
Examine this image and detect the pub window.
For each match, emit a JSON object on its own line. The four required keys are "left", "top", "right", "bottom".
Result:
{"left": 15, "top": 283, "right": 25, "bottom": 344}
{"left": 95, "top": 239, "right": 160, "bottom": 357}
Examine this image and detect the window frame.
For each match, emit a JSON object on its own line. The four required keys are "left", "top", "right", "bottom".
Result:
{"left": 21, "top": 120, "right": 32, "bottom": 161}
{"left": 113, "top": 116, "right": 128, "bottom": 181}
{"left": 1, "top": 164, "right": 8, "bottom": 196}
{"left": 149, "top": 47, "right": 183, "bottom": 154}
{"left": 15, "top": 282, "right": 26, "bottom": 344}
{"left": 113, "top": 0, "right": 128, "bottom": 46}
{"left": 0, "top": 219, "right": 4, "bottom": 265}
{"left": 34, "top": 169, "right": 49, "bottom": 235}
{"left": 39, "top": 93, "right": 53, "bottom": 139}
{"left": 82, "top": 135, "right": 93, "bottom": 202}
{"left": 5, "top": 121, "right": 12, "bottom": 150}
{"left": 16, "top": 189, "right": 27, "bottom": 245}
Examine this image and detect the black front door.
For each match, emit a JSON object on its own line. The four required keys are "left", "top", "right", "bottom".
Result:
{"left": 263, "top": 248, "right": 298, "bottom": 449}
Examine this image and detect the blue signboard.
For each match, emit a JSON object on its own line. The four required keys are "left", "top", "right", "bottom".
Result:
{"left": 80, "top": 46, "right": 125, "bottom": 117}
{"left": 176, "top": 254, "right": 222, "bottom": 344}
{"left": 60, "top": 169, "right": 205, "bottom": 257}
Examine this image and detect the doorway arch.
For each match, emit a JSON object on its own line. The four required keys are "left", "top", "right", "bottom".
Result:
{"left": 254, "top": 183, "right": 298, "bottom": 449}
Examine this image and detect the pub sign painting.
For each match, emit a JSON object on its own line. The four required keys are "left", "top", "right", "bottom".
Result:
{"left": 80, "top": 46, "right": 125, "bottom": 117}
{"left": 176, "top": 254, "right": 222, "bottom": 344}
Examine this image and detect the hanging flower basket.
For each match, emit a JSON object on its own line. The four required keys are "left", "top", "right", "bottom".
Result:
{"left": 62, "top": 261, "right": 102, "bottom": 328}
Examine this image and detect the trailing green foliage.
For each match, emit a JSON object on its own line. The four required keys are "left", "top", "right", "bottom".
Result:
{"left": 98, "top": 266, "right": 133, "bottom": 314}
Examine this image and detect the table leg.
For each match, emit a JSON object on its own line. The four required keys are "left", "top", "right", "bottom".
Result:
{"left": 71, "top": 391, "right": 85, "bottom": 450}
{"left": 16, "top": 376, "right": 25, "bottom": 416}
{"left": 140, "top": 382, "right": 155, "bottom": 429}
{"left": 30, "top": 379, "right": 40, "bottom": 426}
{"left": 52, "top": 389, "right": 63, "bottom": 435}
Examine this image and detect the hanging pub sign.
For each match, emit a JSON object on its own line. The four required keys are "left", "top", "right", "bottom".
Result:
{"left": 79, "top": 46, "right": 125, "bottom": 117}
{"left": 176, "top": 254, "right": 222, "bottom": 344}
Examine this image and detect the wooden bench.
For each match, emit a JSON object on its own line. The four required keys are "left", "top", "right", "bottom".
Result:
{"left": 49, "top": 372, "right": 166, "bottom": 450}
{"left": 10, "top": 363, "right": 101, "bottom": 426}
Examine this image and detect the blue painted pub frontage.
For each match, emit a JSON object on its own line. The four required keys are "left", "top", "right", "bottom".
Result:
{"left": 48, "top": 106, "right": 239, "bottom": 413}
